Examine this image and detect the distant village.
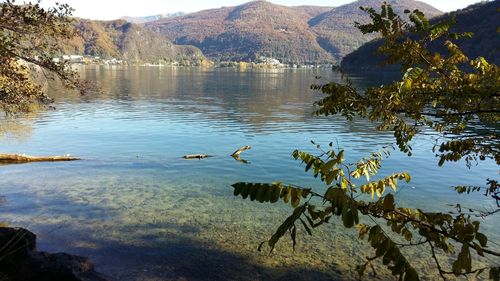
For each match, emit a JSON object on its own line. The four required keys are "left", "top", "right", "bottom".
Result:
{"left": 52, "top": 55, "right": 124, "bottom": 65}
{"left": 52, "top": 54, "right": 334, "bottom": 69}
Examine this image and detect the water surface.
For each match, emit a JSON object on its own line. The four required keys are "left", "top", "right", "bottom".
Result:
{"left": 0, "top": 66, "right": 498, "bottom": 280}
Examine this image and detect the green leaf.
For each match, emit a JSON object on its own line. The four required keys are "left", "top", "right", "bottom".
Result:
{"left": 383, "top": 194, "right": 395, "bottom": 211}
{"left": 403, "top": 268, "right": 419, "bottom": 281}
{"left": 239, "top": 183, "right": 251, "bottom": 199}
{"left": 321, "top": 159, "right": 336, "bottom": 173}
{"left": 476, "top": 232, "right": 488, "bottom": 247}
{"left": 291, "top": 188, "right": 301, "bottom": 208}
{"left": 270, "top": 185, "right": 282, "bottom": 203}
{"left": 267, "top": 205, "right": 306, "bottom": 253}
{"left": 233, "top": 183, "right": 243, "bottom": 196}
{"left": 249, "top": 184, "right": 260, "bottom": 201}
{"left": 453, "top": 244, "right": 472, "bottom": 274}
{"left": 402, "top": 228, "right": 413, "bottom": 241}
{"left": 282, "top": 187, "right": 291, "bottom": 203}
{"left": 490, "top": 267, "right": 500, "bottom": 281}
{"left": 299, "top": 218, "right": 313, "bottom": 236}
{"left": 305, "top": 158, "right": 315, "bottom": 172}
{"left": 337, "top": 150, "right": 345, "bottom": 163}
{"left": 232, "top": 183, "right": 310, "bottom": 207}
{"left": 341, "top": 204, "right": 355, "bottom": 228}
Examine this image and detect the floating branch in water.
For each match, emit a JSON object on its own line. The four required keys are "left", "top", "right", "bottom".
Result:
{"left": 182, "top": 154, "right": 212, "bottom": 159}
{"left": 231, "top": 146, "right": 252, "bottom": 157}
{"left": 0, "top": 153, "right": 80, "bottom": 163}
{"left": 182, "top": 145, "right": 251, "bottom": 160}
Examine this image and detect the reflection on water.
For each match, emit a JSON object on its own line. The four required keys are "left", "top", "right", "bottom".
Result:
{"left": 0, "top": 66, "right": 498, "bottom": 280}
{"left": 0, "top": 116, "right": 34, "bottom": 142}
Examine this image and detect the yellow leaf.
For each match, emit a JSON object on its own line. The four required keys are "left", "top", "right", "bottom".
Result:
{"left": 364, "top": 169, "right": 370, "bottom": 181}
{"left": 341, "top": 177, "right": 348, "bottom": 189}
{"left": 388, "top": 177, "right": 397, "bottom": 191}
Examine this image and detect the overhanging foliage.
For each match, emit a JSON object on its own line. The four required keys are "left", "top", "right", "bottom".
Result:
{"left": 233, "top": 3, "right": 499, "bottom": 280}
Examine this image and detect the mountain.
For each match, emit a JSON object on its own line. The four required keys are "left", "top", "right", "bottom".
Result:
{"left": 310, "top": 0, "right": 442, "bottom": 62}
{"left": 121, "top": 13, "right": 186, "bottom": 24}
{"left": 147, "top": 1, "right": 336, "bottom": 64}
{"left": 59, "top": 19, "right": 207, "bottom": 64}
{"left": 146, "top": 0, "right": 442, "bottom": 64}
{"left": 290, "top": 5, "right": 334, "bottom": 19}
{"left": 341, "top": 1, "right": 500, "bottom": 69}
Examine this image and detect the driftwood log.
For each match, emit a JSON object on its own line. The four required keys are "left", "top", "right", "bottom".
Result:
{"left": 230, "top": 146, "right": 252, "bottom": 157}
{"left": 182, "top": 154, "right": 212, "bottom": 159}
{"left": 182, "top": 146, "right": 252, "bottom": 160}
{"left": 0, "top": 154, "right": 80, "bottom": 163}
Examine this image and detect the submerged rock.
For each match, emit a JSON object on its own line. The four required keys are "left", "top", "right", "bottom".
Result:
{"left": 0, "top": 227, "right": 113, "bottom": 281}
{"left": 0, "top": 227, "right": 36, "bottom": 265}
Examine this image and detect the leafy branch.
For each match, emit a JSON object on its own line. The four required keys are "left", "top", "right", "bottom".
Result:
{"left": 1, "top": 0, "right": 93, "bottom": 116}
{"left": 233, "top": 144, "right": 499, "bottom": 280}
{"left": 231, "top": 3, "right": 499, "bottom": 281}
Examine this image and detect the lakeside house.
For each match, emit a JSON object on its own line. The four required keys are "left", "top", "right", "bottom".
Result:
{"left": 52, "top": 55, "right": 124, "bottom": 65}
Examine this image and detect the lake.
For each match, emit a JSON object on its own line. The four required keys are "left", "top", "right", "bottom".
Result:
{"left": 0, "top": 66, "right": 498, "bottom": 280}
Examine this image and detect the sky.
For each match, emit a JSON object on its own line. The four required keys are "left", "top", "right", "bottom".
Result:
{"left": 38, "top": 0, "right": 488, "bottom": 20}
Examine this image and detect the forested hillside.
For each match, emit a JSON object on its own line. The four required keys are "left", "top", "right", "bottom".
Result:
{"left": 60, "top": 19, "right": 206, "bottom": 64}
{"left": 147, "top": 1, "right": 335, "bottom": 64}
{"left": 310, "top": 0, "right": 442, "bottom": 62}
{"left": 146, "top": 0, "right": 442, "bottom": 64}
{"left": 120, "top": 13, "right": 185, "bottom": 24}
{"left": 341, "top": 1, "right": 500, "bottom": 69}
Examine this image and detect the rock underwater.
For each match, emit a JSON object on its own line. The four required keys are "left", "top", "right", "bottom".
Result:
{"left": 0, "top": 227, "right": 113, "bottom": 281}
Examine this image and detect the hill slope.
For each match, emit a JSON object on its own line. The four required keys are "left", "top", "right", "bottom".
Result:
{"left": 310, "top": 0, "right": 442, "bottom": 62}
{"left": 148, "top": 1, "right": 335, "bottom": 64}
{"left": 60, "top": 19, "right": 206, "bottom": 64}
{"left": 146, "top": 0, "right": 442, "bottom": 64}
{"left": 120, "top": 13, "right": 186, "bottom": 24}
{"left": 341, "top": 1, "right": 500, "bottom": 69}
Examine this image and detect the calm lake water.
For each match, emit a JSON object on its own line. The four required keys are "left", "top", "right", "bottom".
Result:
{"left": 0, "top": 66, "right": 498, "bottom": 280}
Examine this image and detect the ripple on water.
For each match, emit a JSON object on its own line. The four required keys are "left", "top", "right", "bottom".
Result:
{"left": 0, "top": 67, "right": 498, "bottom": 281}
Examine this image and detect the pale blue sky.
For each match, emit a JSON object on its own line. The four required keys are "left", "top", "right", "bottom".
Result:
{"left": 40, "top": 0, "right": 488, "bottom": 20}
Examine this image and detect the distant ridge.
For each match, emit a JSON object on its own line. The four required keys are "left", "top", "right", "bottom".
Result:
{"left": 310, "top": 0, "right": 443, "bottom": 62}
{"left": 59, "top": 19, "right": 206, "bottom": 64}
{"left": 121, "top": 13, "right": 186, "bottom": 24}
{"left": 145, "top": 0, "right": 442, "bottom": 64}
{"left": 147, "top": 1, "right": 335, "bottom": 64}
{"left": 341, "top": 1, "right": 500, "bottom": 69}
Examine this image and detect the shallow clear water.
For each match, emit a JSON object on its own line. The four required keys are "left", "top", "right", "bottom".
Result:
{"left": 0, "top": 66, "right": 498, "bottom": 280}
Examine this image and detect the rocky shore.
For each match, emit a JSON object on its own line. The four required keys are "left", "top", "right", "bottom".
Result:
{"left": 0, "top": 227, "right": 113, "bottom": 281}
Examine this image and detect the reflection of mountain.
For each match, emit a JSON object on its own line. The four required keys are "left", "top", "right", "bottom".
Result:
{"left": 0, "top": 117, "right": 33, "bottom": 142}
{"left": 341, "top": 1, "right": 500, "bottom": 69}
{"left": 47, "top": 67, "right": 391, "bottom": 135}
